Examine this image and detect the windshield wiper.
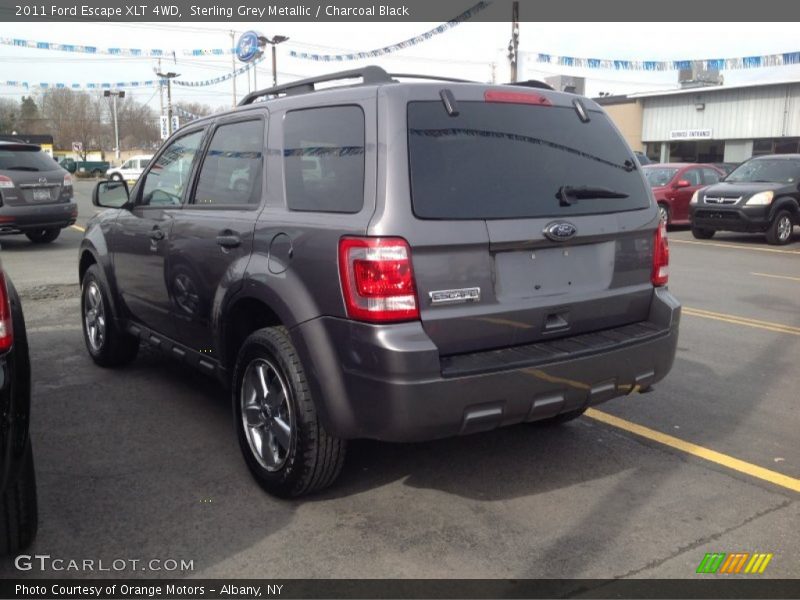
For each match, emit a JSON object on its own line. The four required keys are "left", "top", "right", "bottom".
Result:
{"left": 557, "top": 185, "right": 629, "bottom": 207}
{"left": 5, "top": 166, "right": 39, "bottom": 171}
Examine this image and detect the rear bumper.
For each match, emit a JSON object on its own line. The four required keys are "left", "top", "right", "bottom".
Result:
{"left": 291, "top": 288, "right": 680, "bottom": 442}
{"left": 0, "top": 201, "right": 77, "bottom": 233}
{"left": 689, "top": 204, "right": 771, "bottom": 232}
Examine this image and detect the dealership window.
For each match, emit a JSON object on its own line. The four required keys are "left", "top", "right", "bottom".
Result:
{"left": 753, "top": 138, "right": 800, "bottom": 156}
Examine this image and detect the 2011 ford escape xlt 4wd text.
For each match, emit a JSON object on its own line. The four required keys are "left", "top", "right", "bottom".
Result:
{"left": 79, "top": 67, "right": 680, "bottom": 497}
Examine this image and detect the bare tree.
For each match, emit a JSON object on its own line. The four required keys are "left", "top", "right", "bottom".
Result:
{"left": 39, "top": 88, "right": 104, "bottom": 159}
{"left": 0, "top": 98, "right": 17, "bottom": 133}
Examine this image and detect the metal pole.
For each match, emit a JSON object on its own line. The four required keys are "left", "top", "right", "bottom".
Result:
{"left": 510, "top": 1, "right": 519, "bottom": 83}
{"left": 253, "top": 58, "right": 257, "bottom": 91}
{"left": 166, "top": 79, "right": 173, "bottom": 136}
{"left": 158, "top": 58, "right": 164, "bottom": 118}
{"left": 112, "top": 94, "right": 119, "bottom": 161}
{"left": 272, "top": 44, "right": 278, "bottom": 87}
{"left": 231, "top": 31, "right": 237, "bottom": 108}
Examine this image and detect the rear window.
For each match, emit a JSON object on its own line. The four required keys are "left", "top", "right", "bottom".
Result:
{"left": 407, "top": 101, "right": 650, "bottom": 219}
{"left": 0, "top": 147, "right": 60, "bottom": 172}
{"left": 283, "top": 105, "right": 365, "bottom": 213}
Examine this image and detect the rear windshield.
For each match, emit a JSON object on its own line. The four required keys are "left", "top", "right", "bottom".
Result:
{"left": 407, "top": 101, "right": 650, "bottom": 219}
{"left": 0, "top": 147, "right": 60, "bottom": 172}
{"left": 725, "top": 158, "right": 800, "bottom": 184}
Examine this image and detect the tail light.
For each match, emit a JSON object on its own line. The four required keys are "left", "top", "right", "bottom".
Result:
{"left": 63, "top": 174, "right": 73, "bottom": 187}
{"left": 338, "top": 237, "right": 419, "bottom": 322}
{"left": 0, "top": 175, "right": 14, "bottom": 189}
{"left": 484, "top": 90, "right": 552, "bottom": 106}
{"left": 0, "top": 272, "right": 13, "bottom": 352}
{"left": 651, "top": 221, "right": 669, "bottom": 287}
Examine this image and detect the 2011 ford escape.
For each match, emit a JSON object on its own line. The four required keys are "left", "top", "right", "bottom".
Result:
{"left": 79, "top": 67, "right": 680, "bottom": 497}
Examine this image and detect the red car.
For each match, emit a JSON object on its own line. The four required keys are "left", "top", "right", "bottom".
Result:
{"left": 643, "top": 163, "right": 726, "bottom": 226}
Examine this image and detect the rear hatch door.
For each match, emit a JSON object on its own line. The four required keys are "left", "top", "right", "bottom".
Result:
{"left": 404, "top": 89, "right": 657, "bottom": 356}
{"left": 0, "top": 144, "right": 69, "bottom": 206}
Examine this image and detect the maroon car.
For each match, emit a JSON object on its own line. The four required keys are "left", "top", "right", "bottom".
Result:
{"left": 643, "top": 163, "right": 725, "bottom": 226}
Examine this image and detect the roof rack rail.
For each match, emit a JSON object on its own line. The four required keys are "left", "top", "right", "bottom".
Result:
{"left": 238, "top": 66, "right": 393, "bottom": 105}
{"left": 507, "top": 80, "right": 555, "bottom": 90}
{"left": 388, "top": 73, "right": 476, "bottom": 84}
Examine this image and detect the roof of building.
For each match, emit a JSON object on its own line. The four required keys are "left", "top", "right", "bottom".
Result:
{"left": 627, "top": 78, "right": 800, "bottom": 99}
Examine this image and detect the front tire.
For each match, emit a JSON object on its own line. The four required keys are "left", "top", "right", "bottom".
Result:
{"left": 765, "top": 210, "right": 794, "bottom": 245}
{"left": 233, "top": 327, "right": 346, "bottom": 498}
{"left": 25, "top": 228, "right": 60, "bottom": 244}
{"left": 81, "top": 265, "right": 139, "bottom": 367}
{"left": 691, "top": 227, "right": 716, "bottom": 240}
{"left": 0, "top": 439, "right": 38, "bottom": 555}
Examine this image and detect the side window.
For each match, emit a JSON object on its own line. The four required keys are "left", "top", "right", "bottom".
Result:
{"left": 139, "top": 130, "right": 204, "bottom": 207}
{"left": 121, "top": 160, "right": 132, "bottom": 169}
{"left": 702, "top": 168, "right": 721, "bottom": 184}
{"left": 192, "top": 120, "right": 264, "bottom": 206}
{"left": 283, "top": 105, "right": 365, "bottom": 213}
{"left": 683, "top": 169, "right": 702, "bottom": 186}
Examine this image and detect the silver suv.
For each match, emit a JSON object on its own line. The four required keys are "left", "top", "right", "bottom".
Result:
{"left": 82, "top": 67, "right": 680, "bottom": 497}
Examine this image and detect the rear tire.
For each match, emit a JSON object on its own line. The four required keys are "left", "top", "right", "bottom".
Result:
{"left": 81, "top": 264, "right": 139, "bottom": 367}
{"left": 25, "top": 228, "right": 61, "bottom": 244}
{"left": 91, "top": 169, "right": 104, "bottom": 178}
{"left": 233, "top": 327, "right": 346, "bottom": 498}
{"left": 657, "top": 203, "right": 670, "bottom": 227}
{"left": 765, "top": 210, "right": 794, "bottom": 245}
{"left": 0, "top": 439, "right": 38, "bottom": 555}
{"left": 532, "top": 407, "right": 588, "bottom": 426}
{"left": 110, "top": 173, "right": 123, "bottom": 182}
{"left": 691, "top": 227, "right": 716, "bottom": 240}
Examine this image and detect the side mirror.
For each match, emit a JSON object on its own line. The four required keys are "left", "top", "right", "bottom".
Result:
{"left": 674, "top": 179, "right": 691, "bottom": 188}
{"left": 93, "top": 180, "right": 130, "bottom": 209}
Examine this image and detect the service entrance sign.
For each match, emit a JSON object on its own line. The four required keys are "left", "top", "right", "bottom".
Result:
{"left": 669, "top": 129, "right": 713, "bottom": 140}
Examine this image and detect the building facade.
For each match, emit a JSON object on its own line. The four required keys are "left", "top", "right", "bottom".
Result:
{"left": 633, "top": 80, "right": 800, "bottom": 164}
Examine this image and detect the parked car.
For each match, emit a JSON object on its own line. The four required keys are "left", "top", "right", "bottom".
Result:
{"left": 705, "top": 162, "right": 739, "bottom": 176}
{"left": 0, "top": 141, "right": 78, "bottom": 243}
{"left": 0, "top": 264, "right": 37, "bottom": 554}
{"left": 643, "top": 163, "right": 725, "bottom": 226}
{"left": 80, "top": 67, "right": 680, "bottom": 497}
{"left": 59, "top": 157, "right": 111, "bottom": 177}
{"left": 689, "top": 154, "right": 800, "bottom": 245}
{"left": 106, "top": 155, "right": 153, "bottom": 183}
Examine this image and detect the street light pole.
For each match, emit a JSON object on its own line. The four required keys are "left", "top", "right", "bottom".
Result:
{"left": 103, "top": 89, "right": 125, "bottom": 161}
{"left": 230, "top": 30, "right": 237, "bottom": 108}
{"left": 257, "top": 35, "right": 289, "bottom": 88}
{"left": 156, "top": 71, "right": 179, "bottom": 136}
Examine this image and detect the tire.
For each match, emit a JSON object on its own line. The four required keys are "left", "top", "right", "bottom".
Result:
{"left": 691, "top": 227, "right": 716, "bottom": 240}
{"left": 91, "top": 169, "right": 104, "bottom": 178}
{"left": 657, "top": 203, "right": 670, "bottom": 227}
{"left": 233, "top": 327, "right": 346, "bottom": 498}
{"left": 110, "top": 173, "right": 123, "bottom": 182}
{"left": 81, "top": 264, "right": 139, "bottom": 367}
{"left": 0, "top": 439, "right": 38, "bottom": 555}
{"left": 532, "top": 407, "right": 588, "bottom": 426}
{"left": 25, "top": 228, "right": 61, "bottom": 244}
{"left": 765, "top": 210, "right": 794, "bottom": 246}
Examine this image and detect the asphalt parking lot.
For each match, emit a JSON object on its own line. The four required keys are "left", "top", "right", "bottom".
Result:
{"left": 1, "top": 180, "right": 798, "bottom": 579}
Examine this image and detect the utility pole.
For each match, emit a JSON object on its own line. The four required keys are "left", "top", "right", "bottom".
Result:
{"left": 230, "top": 31, "right": 237, "bottom": 108}
{"left": 156, "top": 71, "right": 179, "bottom": 136}
{"left": 103, "top": 89, "right": 125, "bottom": 161}
{"left": 508, "top": 1, "right": 520, "bottom": 83}
{"left": 157, "top": 58, "right": 164, "bottom": 119}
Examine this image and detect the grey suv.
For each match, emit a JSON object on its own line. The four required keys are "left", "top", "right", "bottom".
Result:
{"left": 0, "top": 141, "right": 77, "bottom": 243}
{"left": 80, "top": 67, "right": 680, "bottom": 497}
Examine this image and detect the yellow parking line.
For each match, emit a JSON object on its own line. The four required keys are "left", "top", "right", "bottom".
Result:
{"left": 586, "top": 409, "right": 800, "bottom": 493}
{"left": 671, "top": 239, "right": 800, "bottom": 255}
{"left": 683, "top": 307, "right": 800, "bottom": 336}
{"left": 70, "top": 224, "right": 85, "bottom": 233}
{"left": 751, "top": 272, "right": 800, "bottom": 283}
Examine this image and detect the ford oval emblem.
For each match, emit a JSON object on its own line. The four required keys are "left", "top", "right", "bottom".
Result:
{"left": 236, "top": 31, "right": 260, "bottom": 63}
{"left": 543, "top": 221, "right": 577, "bottom": 242}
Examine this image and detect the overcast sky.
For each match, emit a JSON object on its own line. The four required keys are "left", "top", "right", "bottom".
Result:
{"left": 1, "top": 21, "right": 799, "bottom": 111}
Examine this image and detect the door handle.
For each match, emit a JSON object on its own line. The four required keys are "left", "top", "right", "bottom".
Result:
{"left": 216, "top": 234, "right": 241, "bottom": 249}
{"left": 150, "top": 229, "right": 165, "bottom": 241}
